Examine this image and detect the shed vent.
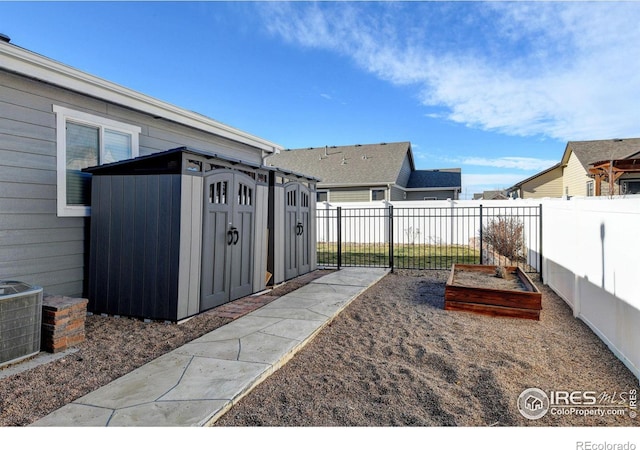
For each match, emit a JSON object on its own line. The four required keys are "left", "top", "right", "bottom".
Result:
{"left": 0, "top": 281, "right": 43, "bottom": 367}
{"left": 0, "top": 33, "right": 10, "bottom": 43}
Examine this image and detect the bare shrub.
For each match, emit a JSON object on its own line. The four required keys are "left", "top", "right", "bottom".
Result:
{"left": 483, "top": 216, "right": 524, "bottom": 262}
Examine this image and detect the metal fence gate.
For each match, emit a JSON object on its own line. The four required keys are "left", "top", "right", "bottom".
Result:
{"left": 316, "top": 204, "right": 542, "bottom": 272}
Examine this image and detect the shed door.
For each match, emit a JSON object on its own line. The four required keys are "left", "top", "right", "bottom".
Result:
{"left": 201, "top": 171, "right": 255, "bottom": 310}
{"left": 284, "top": 183, "right": 311, "bottom": 280}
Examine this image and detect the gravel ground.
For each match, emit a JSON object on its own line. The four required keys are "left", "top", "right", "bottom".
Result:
{"left": 0, "top": 274, "right": 319, "bottom": 427}
{"left": 1, "top": 269, "right": 637, "bottom": 427}
{"left": 215, "top": 270, "right": 639, "bottom": 427}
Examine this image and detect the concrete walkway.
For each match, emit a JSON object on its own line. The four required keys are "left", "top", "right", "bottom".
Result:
{"left": 31, "top": 267, "right": 388, "bottom": 427}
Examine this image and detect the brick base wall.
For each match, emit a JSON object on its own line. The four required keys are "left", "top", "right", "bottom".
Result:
{"left": 41, "top": 295, "right": 88, "bottom": 353}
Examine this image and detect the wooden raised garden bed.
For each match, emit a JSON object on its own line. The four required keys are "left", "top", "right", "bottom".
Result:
{"left": 445, "top": 264, "right": 542, "bottom": 320}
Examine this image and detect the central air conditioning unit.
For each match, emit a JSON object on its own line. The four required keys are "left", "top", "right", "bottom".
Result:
{"left": 0, "top": 281, "right": 43, "bottom": 368}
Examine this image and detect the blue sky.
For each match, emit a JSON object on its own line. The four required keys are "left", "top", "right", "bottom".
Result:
{"left": 2, "top": 1, "right": 640, "bottom": 198}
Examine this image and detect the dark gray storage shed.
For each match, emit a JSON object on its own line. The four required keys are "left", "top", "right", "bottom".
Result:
{"left": 84, "top": 147, "right": 271, "bottom": 322}
{"left": 268, "top": 169, "right": 318, "bottom": 285}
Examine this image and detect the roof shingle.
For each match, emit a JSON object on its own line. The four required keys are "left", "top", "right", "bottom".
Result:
{"left": 265, "top": 142, "right": 412, "bottom": 185}
{"left": 406, "top": 169, "right": 461, "bottom": 189}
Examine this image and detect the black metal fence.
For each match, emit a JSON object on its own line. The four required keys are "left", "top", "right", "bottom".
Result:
{"left": 316, "top": 204, "right": 542, "bottom": 272}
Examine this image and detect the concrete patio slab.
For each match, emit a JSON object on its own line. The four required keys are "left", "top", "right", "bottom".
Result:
{"left": 108, "top": 399, "right": 228, "bottom": 427}
{"left": 30, "top": 267, "right": 388, "bottom": 427}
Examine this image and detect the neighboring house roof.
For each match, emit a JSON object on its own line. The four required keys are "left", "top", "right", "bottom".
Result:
{"left": 508, "top": 138, "right": 640, "bottom": 193}
{"left": 266, "top": 142, "right": 413, "bottom": 186}
{"left": 561, "top": 138, "right": 640, "bottom": 170}
{"left": 480, "top": 190, "right": 508, "bottom": 200}
{"left": 0, "top": 37, "right": 282, "bottom": 153}
{"left": 406, "top": 169, "right": 461, "bottom": 189}
{"left": 507, "top": 162, "right": 563, "bottom": 191}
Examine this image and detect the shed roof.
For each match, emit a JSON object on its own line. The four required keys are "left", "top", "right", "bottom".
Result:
{"left": 265, "top": 142, "right": 413, "bottom": 186}
{"left": 84, "top": 146, "right": 319, "bottom": 181}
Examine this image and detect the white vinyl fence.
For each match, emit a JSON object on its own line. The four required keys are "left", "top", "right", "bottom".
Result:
{"left": 541, "top": 196, "right": 640, "bottom": 381}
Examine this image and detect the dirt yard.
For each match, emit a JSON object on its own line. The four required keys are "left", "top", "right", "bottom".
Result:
{"left": 0, "top": 269, "right": 637, "bottom": 427}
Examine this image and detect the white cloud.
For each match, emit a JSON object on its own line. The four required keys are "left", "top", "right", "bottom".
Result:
{"left": 460, "top": 156, "right": 558, "bottom": 171}
{"left": 260, "top": 2, "right": 640, "bottom": 142}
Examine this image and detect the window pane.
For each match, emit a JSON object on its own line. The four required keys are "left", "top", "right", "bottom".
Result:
{"left": 103, "top": 129, "right": 132, "bottom": 164}
{"left": 372, "top": 189, "right": 385, "bottom": 200}
{"left": 66, "top": 122, "right": 99, "bottom": 205}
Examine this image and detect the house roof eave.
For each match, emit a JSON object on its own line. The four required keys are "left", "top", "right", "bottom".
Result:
{"left": 507, "top": 162, "right": 564, "bottom": 190}
{"left": 0, "top": 40, "right": 283, "bottom": 154}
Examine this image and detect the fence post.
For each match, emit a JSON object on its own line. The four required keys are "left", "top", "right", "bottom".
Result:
{"left": 479, "top": 204, "right": 483, "bottom": 265}
{"left": 337, "top": 207, "right": 342, "bottom": 270}
{"left": 388, "top": 205, "right": 394, "bottom": 272}
{"left": 539, "top": 204, "right": 543, "bottom": 282}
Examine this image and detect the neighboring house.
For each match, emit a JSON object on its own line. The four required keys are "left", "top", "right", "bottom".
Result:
{"left": 473, "top": 190, "right": 509, "bottom": 200}
{"left": 0, "top": 35, "right": 283, "bottom": 299}
{"left": 265, "top": 142, "right": 462, "bottom": 202}
{"left": 508, "top": 138, "right": 640, "bottom": 199}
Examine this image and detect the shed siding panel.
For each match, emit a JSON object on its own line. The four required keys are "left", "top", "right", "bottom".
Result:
{"left": 273, "top": 185, "right": 285, "bottom": 284}
{"left": 309, "top": 189, "right": 317, "bottom": 272}
{"left": 88, "top": 174, "right": 182, "bottom": 320}
{"left": 115, "top": 176, "right": 135, "bottom": 314}
{"left": 253, "top": 184, "right": 269, "bottom": 292}
{"left": 0, "top": 67, "right": 264, "bottom": 299}
{"left": 177, "top": 175, "right": 202, "bottom": 319}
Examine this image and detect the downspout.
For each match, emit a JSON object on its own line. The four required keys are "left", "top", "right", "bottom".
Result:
{"left": 262, "top": 148, "right": 278, "bottom": 167}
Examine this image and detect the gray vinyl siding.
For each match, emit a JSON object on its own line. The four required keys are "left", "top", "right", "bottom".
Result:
{"left": 405, "top": 190, "right": 456, "bottom": 201}
{"left": 396, "top": 155, "right": 412, "bottom": 187}
{"left": 390, "top": 185, "right": 405, "bottom": 201}
{"left": 0, "top": 68, "right": 265, "bottom": 297}
{"left": 328, "top": 188, "right": 370, "bottom": 202}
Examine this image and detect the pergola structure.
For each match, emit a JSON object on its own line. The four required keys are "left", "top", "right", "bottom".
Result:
{"left": 588, "top": 158, "right": 640, "bottom": 196}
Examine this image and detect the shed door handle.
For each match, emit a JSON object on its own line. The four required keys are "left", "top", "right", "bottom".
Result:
{"left": 233, "top": 229, "right": 240, "bottom": 245}
{"left": 296, "top": 222, "right": 304, "bottom": 236}
{"left": 227, "top": 227, "right": 237, "bottom": 245}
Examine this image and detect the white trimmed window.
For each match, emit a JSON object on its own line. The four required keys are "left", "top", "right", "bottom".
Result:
{"left": 54, "top": 105, "right": 141, "bottom": 216}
